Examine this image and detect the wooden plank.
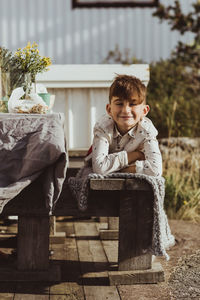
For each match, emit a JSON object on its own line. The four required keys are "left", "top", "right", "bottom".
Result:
{"left": 83, "top": 286, "right": 121, "bottom": 300}
{"left": 50, "top": 284, "right": 84, "bottom": 300}
{"left": 0, "top": 234, "right": 16, "bottom": 241}
{"left": 14, "top": 295, "right": 48, "bottom": 300}
{"left": 108, "top": 217, "right": 119, "bottom": 230}
{"left": 89, "top": 239, "right": 109, "bottom": 274}
{"left": 99, "top": 217, "right": 118, "bottom": 239}
{"left": 15, "top": 281, "right": 50, "bottom": 295}
{"left": 74, "top": 222, "right": 99, "bottom": 239}
{"left": 75, "top": 222, "right": 99, "bottom": 287}
{"left": 50, "top": 295, "right": 79, "bottom": 300}
{"left": 63, "top": 222, "right": 76, "bottom": 237}
{"left": 100, "top": 217, "right": 119, "bottom": 239}
{"left": 69, "top": 151, "right": 87, "bottom": 159}
{"left": 102, "top": 240, "right": 118, "bottom": 267}
{"left": 90, "top": 179, "right": 125, "bottom": 190}
{"left": 49, "top": 222, "right": 84, "bottom": 299}
{"left": 99, "top": 230, "right": 119, "bottom": 240}
{"left": 49, "top": 232, "right": 66, "bottom": 244}
{"left": 75, "top": 222, "right": 120, "bottom": 297}
{"left": 90, "top": 178, "right": 151, "bottom": 191}
{"left": 126, "top": 178, "right": 151, "bottom": 191}
{"left": 17, "top": 216, "right": 49, "bottom": 271}
{"left": 118, "top": 190, "right": 153, "bottom": 271}
{"left": 0, "top": 294, "right": 14, "bottom": 300}
{"left": 109, "top": 262, "right": 165, "bottom": 285}
{"left": 98, "top": 217, "right": 108, "bottom": 230}
{"left": 49, "top": 216, "right": 66, "bottom": 244}
{"left": 0, "top": 264, "right": 60, "bottom": 282}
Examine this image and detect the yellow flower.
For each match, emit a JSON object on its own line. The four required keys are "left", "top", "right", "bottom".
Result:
{"left": 32, "top": 42, "right": 38, "bottom": 48}
{"left": 26, "top": 42, "right": 31, "bottom": 49}
{"left": 183, "top": 200, "right": 188, "bottom": 205}
{"left": 14, "top": 41, "right": 52, "bottom": 77}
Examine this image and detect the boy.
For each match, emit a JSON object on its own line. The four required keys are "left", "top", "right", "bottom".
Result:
{"left": 68, "top": 75, "right": 174, "bottom": 258}
{"left": 90, "top": 74, "right": 162, "bottom": 177}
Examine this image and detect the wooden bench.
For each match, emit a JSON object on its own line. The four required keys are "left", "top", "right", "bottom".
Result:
{"left": 0, "top": 165, "right": 164, "bottom": 285}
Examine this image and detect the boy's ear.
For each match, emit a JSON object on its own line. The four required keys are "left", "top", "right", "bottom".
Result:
{"left": 143, "top": 104, "right": 150, "bottom": 117}
{"left": 106, "top": 104, "right": 112, "bottom": 116}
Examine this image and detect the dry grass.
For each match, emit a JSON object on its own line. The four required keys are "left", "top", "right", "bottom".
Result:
{"left": 162, "top": 141, "right": 200, "bottom": 223}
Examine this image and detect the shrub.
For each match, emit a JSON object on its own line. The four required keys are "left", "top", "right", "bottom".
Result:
{"left": 150, "top": 0, "right": 200, "bottom": 138}
{"left": 147, "top": 59, "right": 200, "bottom": 138}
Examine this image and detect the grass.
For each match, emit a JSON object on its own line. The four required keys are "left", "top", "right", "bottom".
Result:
{"left": 163, "top": 141, "right": 200, "bottom": 223}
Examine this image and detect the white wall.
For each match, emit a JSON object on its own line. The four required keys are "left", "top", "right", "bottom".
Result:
{"left": 0, "top": 0, "right": 194, "bottom": 64}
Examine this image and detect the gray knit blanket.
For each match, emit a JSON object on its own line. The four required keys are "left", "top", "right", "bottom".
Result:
{"left": 0, "top": 113, "right": 68, "bottom": 215}
{"left": 68, "top": 166, "right": 175, "bottom": 260}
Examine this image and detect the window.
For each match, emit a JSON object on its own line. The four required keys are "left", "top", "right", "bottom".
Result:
{"left": 72, "top": 0, "right": 159, "bottom": 8}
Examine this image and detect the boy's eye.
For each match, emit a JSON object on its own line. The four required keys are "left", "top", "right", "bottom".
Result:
{"left": 129, "top": 103, "right": 137, "bottom": 106}
{"left": 115, "top": 102, "right": 123, "bottom": 106}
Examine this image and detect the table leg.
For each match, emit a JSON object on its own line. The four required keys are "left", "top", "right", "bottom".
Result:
{"left": 17, "top": 215, "right": 49, "bottom": 271}
{"left": 118, "top": 190, "right": 153, "bottom": 271}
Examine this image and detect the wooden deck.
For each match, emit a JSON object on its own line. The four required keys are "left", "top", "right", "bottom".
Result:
{"left": 0, "top": 217, "right": 170, "bottom": 300}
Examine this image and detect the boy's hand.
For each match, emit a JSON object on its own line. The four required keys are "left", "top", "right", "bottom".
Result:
{"left": 120, "top": 165, "right": 136, "bottom": 173}
{"left": 127, "top": 150, "right": 145, "bottom": 164}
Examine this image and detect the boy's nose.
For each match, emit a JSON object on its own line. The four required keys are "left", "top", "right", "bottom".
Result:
{"left": 122, "top": 103, "right": 131, "bottom": 113}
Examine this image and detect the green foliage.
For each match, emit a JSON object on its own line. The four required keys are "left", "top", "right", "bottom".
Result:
{"left": 153, "top": 0, "right": 200, "bottom": 94}
{"left": 148, "top": 0, "right": 200, "bottom": 138}
{"left": 147, "top": 59, "right": 200, "bottom": 138}
{"left": 102, "top": 44, "right": 143, "bottom": 64}
{"left": 0, "top": 47, "right": 15, "bottom": 71}
{"left": 153, "top": 0, "right": 200, "bottom": 35}
{"left": 0, "top": 42, "right": 52, "bottom": 97}
{"left": 14, "top": 42, "right": 51, "bottom": 82}
{"left": 0, "top": 47, "right": 22, "bottom": 96}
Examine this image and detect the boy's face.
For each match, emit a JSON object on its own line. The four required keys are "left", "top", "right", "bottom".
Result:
{"left": 106, "top": 91, "right": 149, "bottom": 135}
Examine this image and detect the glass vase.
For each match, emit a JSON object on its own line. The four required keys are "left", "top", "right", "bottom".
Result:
{"left": 0, "top": 70, "right": 10, "bottom": 112}
{"left": 23, "top": 73, "right": 32, "bottom": 99}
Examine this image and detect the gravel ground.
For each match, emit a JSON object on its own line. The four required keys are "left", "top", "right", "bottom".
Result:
{"left": 168, "top": 250, "right": 200, "bottom": 299}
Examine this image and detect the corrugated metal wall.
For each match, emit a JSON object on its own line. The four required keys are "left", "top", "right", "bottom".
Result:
{"left": 0, "top": 0, "right": 194, "bottom": 64}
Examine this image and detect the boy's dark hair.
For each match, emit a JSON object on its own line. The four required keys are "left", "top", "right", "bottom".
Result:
{"left": 109, "top": 74, "right": 146, "bottom": 104}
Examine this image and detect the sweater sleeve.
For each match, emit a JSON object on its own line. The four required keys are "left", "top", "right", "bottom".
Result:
{"left": 135, "top": 136, "right": 162, "bottom": 177}
{"left": 92, "top": 128, "right": 129, "bottom": 175}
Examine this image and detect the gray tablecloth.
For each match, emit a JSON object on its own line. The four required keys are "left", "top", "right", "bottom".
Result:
{"left": 0, "top": 113, "right": 68, "bottom": 214}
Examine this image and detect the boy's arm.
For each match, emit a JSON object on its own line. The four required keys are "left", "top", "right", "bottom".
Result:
{"left": 119, "top": 151, "right": 144, "bottom": 173}
{"left": 133, "top": 136, "right": 162, "bottom": 176}
{"left": 92, "top": 129, "right": 129, "bottom": 175}
{"left": 120, "top": 165, "right": 136, "bottom": 173}
{"left": 92, "top": 127, "right": 162, "bottom": 177}
{"left": 127, "top": 150, "right": 145, "bottom": 164}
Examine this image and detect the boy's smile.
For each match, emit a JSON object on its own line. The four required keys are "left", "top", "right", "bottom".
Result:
{"left": 106, "top": 93, "right": 149, "bottom": 135}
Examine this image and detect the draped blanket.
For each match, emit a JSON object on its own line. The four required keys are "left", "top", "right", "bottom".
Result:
{"left": 68, "top": 166, "right": 175, "bottom": 260}
{"left": 0, "top": 113, "right": 68, "bottom": 214}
